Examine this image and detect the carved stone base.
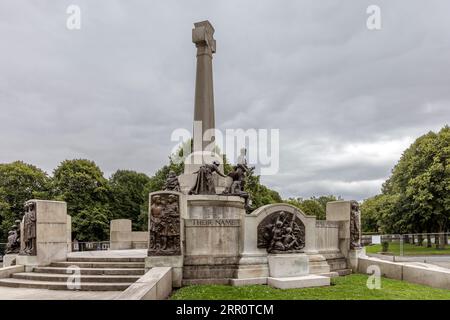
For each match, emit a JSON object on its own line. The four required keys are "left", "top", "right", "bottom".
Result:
{"left": 268, "top": 253, "right": 309, "bottom": 278}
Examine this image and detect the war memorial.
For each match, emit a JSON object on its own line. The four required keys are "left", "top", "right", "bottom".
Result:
{"left": 0, "top": 20, "right": 448, "bottom": 301}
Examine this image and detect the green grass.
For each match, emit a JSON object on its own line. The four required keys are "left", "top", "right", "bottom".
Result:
{"left": 365, "top": 243, "right": 450, "bottom": 256}
{"left": 170, "top": 274, "right": 450, "bottom": 300}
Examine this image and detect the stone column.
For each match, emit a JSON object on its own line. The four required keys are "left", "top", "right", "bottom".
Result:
{"left": 326, "top": 200, "right": 363, "bottom": 271}
{"left": 192, "top": 20, "right": 216, "bottom": 153}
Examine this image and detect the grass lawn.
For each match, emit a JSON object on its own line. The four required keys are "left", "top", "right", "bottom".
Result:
{"left": 365, "top": 243, "right": 450, "bottom": 256}
{"left": 170, "top": 274, "right": 450, "bottom": 300}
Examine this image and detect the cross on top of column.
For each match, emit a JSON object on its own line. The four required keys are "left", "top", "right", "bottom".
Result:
{"left": 192, "top": 20, "right": 216, "bottom": 54}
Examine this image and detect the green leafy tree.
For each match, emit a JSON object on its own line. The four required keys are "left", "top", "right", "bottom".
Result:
{"left": 245, "top": 173, "right": 282, "bottom": 212}
{"left": 285, "top": 195, "right": 339, "bottom": 219}
{"left": 0, "top": 161, "right": 51, "bottom": 241}
{"left": 375, "top": 126, "right": 449, "bottom": 247}
{"left": 109, "top": 170, "right": 151, "bottom": 230}
{"left": 71, "top": 205, "right": 110, "bottom": 241}
{"left": 53, "top": 159, "right": 111, "bottom": 241}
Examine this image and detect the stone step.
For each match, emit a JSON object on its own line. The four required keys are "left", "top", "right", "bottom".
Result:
{"left": 321, "top": 252, "right": 345, "bottom": 260}
{"left": 0, "top": 278, "right": 132, "bottom": 291}
{"left": 67, "top": 257, "right": 145, "bottom": 263}
{"left": 336, "top": 269, "right": 352, "bottom": 276}
{"left": 182, "top": 278, "right": 230, "bottom": 286}
{"left": 33, "top": 266, "right": 146, "bottom": 275}
{"left": 51, "top": 261, "right": 145, "bottom": 269}
{"left": 327, "top": 258, "right": 348, "bottom": 271}
{"left": 12, "top": 272, "right": 140, "bottom": 283}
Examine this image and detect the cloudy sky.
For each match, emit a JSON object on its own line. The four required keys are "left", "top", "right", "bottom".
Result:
{"left": 1, "top": 1, "right": 449, "bottom": 201}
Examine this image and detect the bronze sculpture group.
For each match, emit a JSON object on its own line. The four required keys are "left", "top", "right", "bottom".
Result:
{"left": 6, "top": 201, "right": 37, "bottom": 256}
{"left": 257, "top": 211, "right": 305, "bottom": 253}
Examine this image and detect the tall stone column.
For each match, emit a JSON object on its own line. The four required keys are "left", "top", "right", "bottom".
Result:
{"left": 192, "top": 20, "right": 216, "bottom": 153}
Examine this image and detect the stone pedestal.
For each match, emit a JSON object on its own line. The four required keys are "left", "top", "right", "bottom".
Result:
{"left": 110, "top": 219, "right": 133, "bottom": 250}
{"left": 15, "top": 255, "right": 39, "bottom": 272}
{"left": 326, "top": 200, "right": 361, "bottom": 270}
{"left": 268, "top": 254, "right": 309, "bottom": 278}
{"left": 182, "top": 195, "right": 245, "bottom": 283}
{"left": 18, "top": 200, "right": 68, "bottom": 268}
{"left": 268, "top": 275, "right": 330, "bottom": 289}
{"left": 2, "top": 254, "right": 18, "bottom": 268}
{"left": 348, "top": 248, "right": 364, "bottom": 272}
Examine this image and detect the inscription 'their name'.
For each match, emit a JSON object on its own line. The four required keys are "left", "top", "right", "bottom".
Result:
{"left": 188, "top": 219, "right": 240, "bottom": 227}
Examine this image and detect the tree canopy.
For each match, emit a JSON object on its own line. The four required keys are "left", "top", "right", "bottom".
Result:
{"left": 361, "top": 125, "right": 449, "bottom": 238}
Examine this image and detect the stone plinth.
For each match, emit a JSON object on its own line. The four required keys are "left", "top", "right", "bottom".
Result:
{"left": 268, "top": 275, "right": 330, "bottom": 289}
{"left": 110, "top": 219, "right": 132, "bottom": 250}
{"left": 326, "top": 200, "right": 361, "bottom": 261}
{"left": 183, "top": 195, "right": 245, "bottom": 282}
{"left": 16, "top": 255, "right": 39, "bottom": 272}
{"left": 18, "top": 200, "right": 69, "bottom": 268}
{"left": 268, "top": 254, "right": 309, "bottom": 278}
{"left": 2, "top": 254, "right": 18, "bottom": 268}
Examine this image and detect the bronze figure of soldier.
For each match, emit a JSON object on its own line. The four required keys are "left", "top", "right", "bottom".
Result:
{"left": 21, "top": 202, "right": 37, "bottom": 256}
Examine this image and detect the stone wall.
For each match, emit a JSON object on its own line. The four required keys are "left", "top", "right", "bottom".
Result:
{"left": 358, "top": 256, "right": 450, "bottom": 290}
{"left": 315, "top": 221, "right": 340, "bottom": 253}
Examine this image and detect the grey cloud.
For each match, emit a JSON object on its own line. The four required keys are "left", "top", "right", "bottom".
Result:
{"left": 1, "top": 0, "right": 449, "bottom": 201}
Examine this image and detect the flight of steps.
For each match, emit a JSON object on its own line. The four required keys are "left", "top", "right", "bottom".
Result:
{"left": 321, "top": 252, "right": 352, "bottom": 276}
{"left": 0, "top": 256, "right": 146, "bottom": 291}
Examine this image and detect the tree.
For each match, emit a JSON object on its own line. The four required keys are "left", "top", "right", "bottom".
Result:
{"left": 0, "top": 161, "right": 52, "bottom": 241}
{"left": 374, "top": 126, "right": 449, "bottom": 248}
{"left": 285, "top": 195, "right": 339, "bottom": 219}
{"left": 360, "top": 194, "right": 399, "bottom": 233}
{"left": 71, "top": 205, "right": 110, "bottom": 241}
{"left": 109, "top": 170, "right": 151, "bottom": 230}
{"left": 52, "top": 159, "right": 111, "bottom": 241}
{"left": 245, "top": 173, "right": 282, "bottom": 212}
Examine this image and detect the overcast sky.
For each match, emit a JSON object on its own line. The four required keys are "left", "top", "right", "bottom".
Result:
{"left": 1, "top": 1, "right": 449, "bottom": 201}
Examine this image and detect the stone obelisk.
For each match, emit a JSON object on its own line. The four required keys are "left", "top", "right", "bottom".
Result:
{"left": 192, "top": 20, "right": 216, "bottom": 152}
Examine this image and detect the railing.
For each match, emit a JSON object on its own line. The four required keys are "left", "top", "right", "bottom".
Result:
{"left": 71, "top": 241, "right": 110, "bottom": 252}
{"left": 363, "top": 232, "right": 450, "bottom": 256}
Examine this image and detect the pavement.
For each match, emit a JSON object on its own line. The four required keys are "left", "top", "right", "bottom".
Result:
{"left": 0, "top": 249, "right": 146, "bottom": 300}
{"left": 0, "top": 287, "right": 120, "bottom": 300}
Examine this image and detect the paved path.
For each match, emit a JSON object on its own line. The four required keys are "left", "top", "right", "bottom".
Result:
{"left": 0, "top": 287, "right": 120, "bottom": 300}
{"left": 0, "top": 249, "right": 146, "bottom": 300}
{"left": 67, "top": 249, "right": 147, "bottom": 258}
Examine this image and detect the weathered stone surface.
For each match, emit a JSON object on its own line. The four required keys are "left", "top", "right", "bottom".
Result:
{"left": 192, "top": 20, "right": 216, "bottom": 153}
{"left": 2, "top": 254, "right": 18, "bottom": 268}
{"left": 114, "top": 267, "right": 172, "bottom": 300}
{"left": 146, "top": 255, "right": 183, "bottom": 287}
{"left": 358, "top": 257, "right": 403, "bottom": 280}
{"left": 230, "top": 277, "right": 267, "bottom": 286}
{"left": 268, "top": 254, "right": 309, "bottom": 278}
{"left": 268, "top": 275, "right": 330, "bottom": 289}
